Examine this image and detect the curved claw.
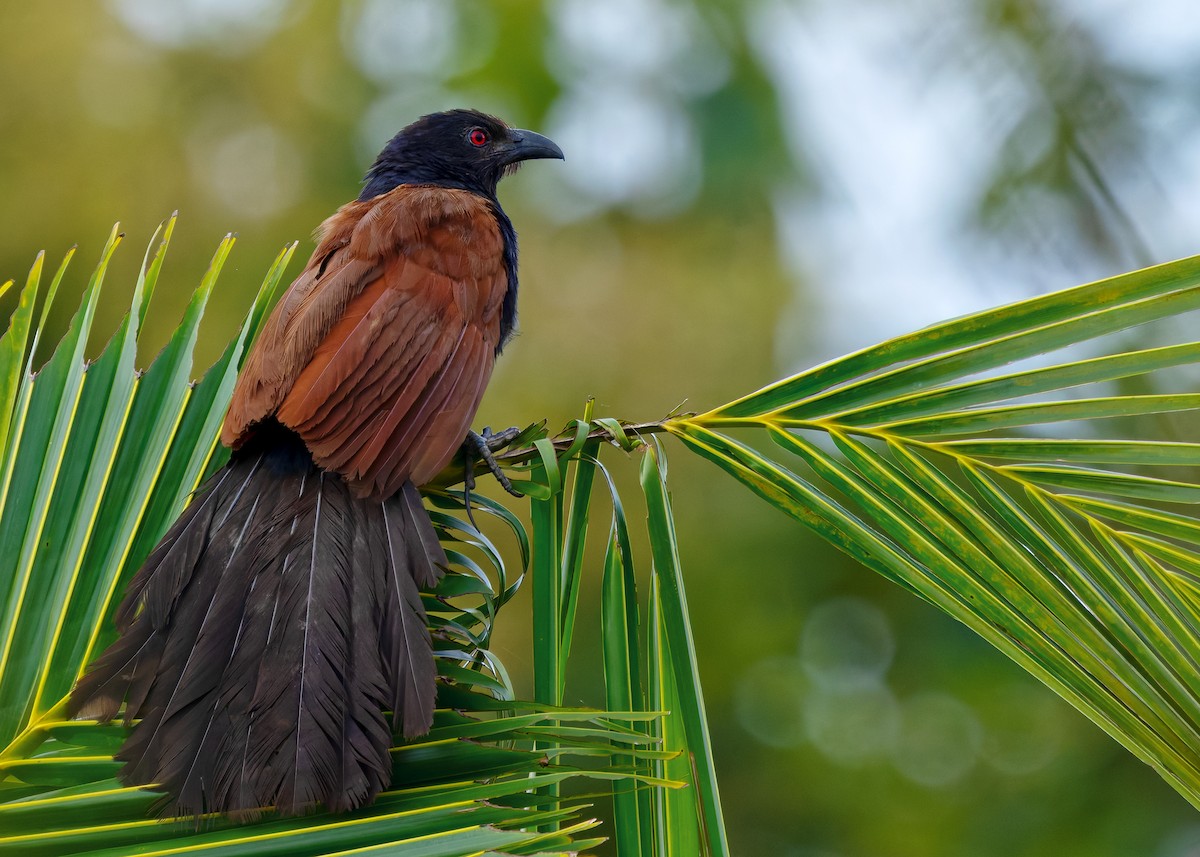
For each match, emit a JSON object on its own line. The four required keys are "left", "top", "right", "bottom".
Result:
{"left": 464, "top": 428, "right": 523, "bottom": 501}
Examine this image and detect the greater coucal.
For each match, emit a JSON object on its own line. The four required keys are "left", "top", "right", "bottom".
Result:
{"left": 68, "top": 109, "right": 563, "bottom": 816}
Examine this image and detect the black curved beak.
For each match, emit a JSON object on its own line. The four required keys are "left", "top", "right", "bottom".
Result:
{"left": 498, "top": 129, "right": 564, "bottom": 165}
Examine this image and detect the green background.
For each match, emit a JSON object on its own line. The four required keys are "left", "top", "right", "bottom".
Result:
{"left": 2, "top": 2, "right": 1198, "bottom": 854}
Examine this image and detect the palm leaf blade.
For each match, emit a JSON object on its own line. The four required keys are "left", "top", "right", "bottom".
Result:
{"left": 676, "top": 252, "right": 1200, "bottom": 811}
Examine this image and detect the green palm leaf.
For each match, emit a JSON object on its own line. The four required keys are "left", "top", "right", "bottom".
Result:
{"left": 668, "top": 252, "right": 1200, "bottom": 810}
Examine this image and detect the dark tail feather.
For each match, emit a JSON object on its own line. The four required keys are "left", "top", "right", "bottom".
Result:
{"left": 67, "top": 439, "right": 447, "bottom": 816}
{"left": 381, "top": 487, "right": 442, "bottom": 738}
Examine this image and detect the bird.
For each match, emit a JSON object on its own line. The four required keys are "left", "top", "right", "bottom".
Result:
{"left": 67, "top": 109, "right": 563, "bottom": 817}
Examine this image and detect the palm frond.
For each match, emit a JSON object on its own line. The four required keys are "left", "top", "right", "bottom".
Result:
{"left": 669, "top": 252, "right": 1200, "bottom": 809}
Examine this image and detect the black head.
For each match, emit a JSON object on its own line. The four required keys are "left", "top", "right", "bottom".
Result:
{"left": 359, "top": 109, "right": 563, "bottom": 202}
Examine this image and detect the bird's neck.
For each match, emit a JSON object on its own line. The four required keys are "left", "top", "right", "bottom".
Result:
{"left": 490, "top": 201, "right": 519, "bottom": 353}
{"left": 359, "top": 163, "right": 498, "bottom": 202}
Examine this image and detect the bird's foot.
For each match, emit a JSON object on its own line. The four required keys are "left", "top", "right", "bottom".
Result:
{"left": 481, "top": 425, "right": 522, "bottom": 452}
{"left": 462, "top": 427, "right": 523, "bottom": 527}
{"left": 467, "top": 427, "right": 522, "bottom": 496}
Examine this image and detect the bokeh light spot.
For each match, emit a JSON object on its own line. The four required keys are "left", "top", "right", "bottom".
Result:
{"left": 804, "top": 684, "right": 900, "bottom": 766}
{"left": 109, "top": 0, "right": 291, "bottom": 51}
{"left": 551, "top": 0, "right": 704, "bottom": 82}
{"left": 188, "top": 123, "right": 303, "bottom": 221}
{"left": 545, "top": 85, "right": 700, "bottom": 215}
{"left": 1157, "top": 823, "right": 1200, "bottom": 857}
{"left": 979, "top": 683, "right": 1065, "bottom": 777}
{"left": 345, "top": 0, "right": 455, "bottom": 82}
{"left": 890, "top": 692, "right": 983, "bottom": 788}
{"left": 800, "top": 596, "right": 895, "bottom": 690}
{"left": 736, "top": 655, "right": 808, "bottom": 748}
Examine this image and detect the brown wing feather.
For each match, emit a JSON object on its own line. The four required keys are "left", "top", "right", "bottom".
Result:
{"left": 222, "top": 185, "right": 508, "bottom": 500}
{"left": 374, "top": 327, "right": 493, "bottom": 488}
{"left": 277, "top": 259, "right": 498, "bottom": 495}
{"left": 223, "top": 208, "right": 370, "bottom": 448}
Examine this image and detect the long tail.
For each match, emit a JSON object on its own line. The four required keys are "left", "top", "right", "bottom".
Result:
{"left": 68, "top": 431, "right": 445, "bottom": 816}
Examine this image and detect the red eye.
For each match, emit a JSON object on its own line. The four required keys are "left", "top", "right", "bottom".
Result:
{"left": 469, "top": 128, "right": 489, "bottom": 147}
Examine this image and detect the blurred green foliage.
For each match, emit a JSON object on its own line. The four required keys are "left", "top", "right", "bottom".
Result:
{"left": 2, "top": 1, "right": 1198, "bottom": 854}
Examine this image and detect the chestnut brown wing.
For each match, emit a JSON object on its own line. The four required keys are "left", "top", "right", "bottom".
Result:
{"left": 276, "top": 253, "right": 503, "bottom": 497}
{"left": 222, "top": 200, "right": 373, "bottom": 451}
{"left": 222, "top": 186, "right": 508, "bottom": 499}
